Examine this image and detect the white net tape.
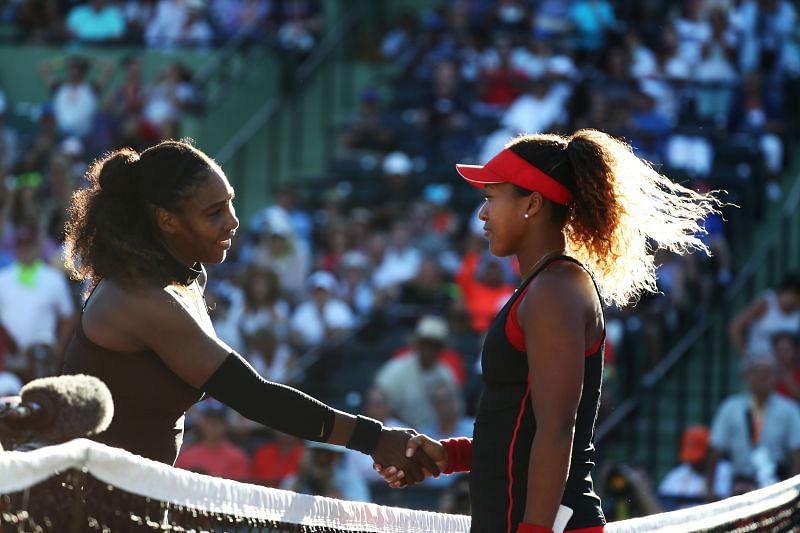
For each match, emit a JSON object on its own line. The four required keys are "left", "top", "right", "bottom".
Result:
{"left": 1, "top": 439, "right": 798, "bottom": 532}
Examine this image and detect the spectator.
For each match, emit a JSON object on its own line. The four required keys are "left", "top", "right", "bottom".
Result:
{"left": 735, "top": 0, "right": 798, "bottom": 74}
{"left": 658, "top": 425, "right": 733, "bottom": 510}
{"left": 104, "top": 55, "right": 147, "bottom": 149}
{"left": 727, "top": 72, "right": 786, "bottom": 201}
{"left": 568, "top": 0, "right": 618, "bottom": 60}
{"left": 288, "top": 270, "right": 355, "bottom": 350}
{"left": 175, "top": 402, "right": 250, "bottom": 481}
{"left": 244, "top": 326, "right": 294, "bottom": 384}
{"left": 475, "top": 34, "right": 527, "bottom": 116}
{"left": 773, "top": 331, "right": 800, "bottom": 402}
{"left": 339, "top": 88, "right": 397, "bottom": 153}
{"left": 141, "top": 62, "right": 202, "bottom": 142}
{"left": 706, "top": 355, "right": 800, "bottom": 496}
{"left": 337, "top": 250, "right": 375, "bottom": 317}
{"left": 729, "top": 272, "right": 800, "bottom": 360}
{"left": 0, "top": 224, "right": 76, "bottom": 380}
{"left": 283, "top": 440, "right": 370, "bottom": 502}
{"left": 250, "top": 430, "right": 305, "bottom": 487}
{"left": 455, "top": 245, "right": 516, "bottom": 333}
{"left": 123, "top": 0, "right": 159, "bottom": 44}
{"left": 393, "top": 256, "right": 454, "bottom": 323}
{"left": 38, "top": 56, "right": 113, "bottom": 139}
{"left": 239, "top": 265, "right": 290, "bottom": 342}
{"left": 374, "top": 315, "right": 459, "bottom": 428}
{"left": 418, "top": 381, "right": 474, "bottom": 487}
{"left": 372, "top": 222, "right": 422, "bottom": 291}
{"left": 145, "top": 0, "right": 214, "bottom": 49}
{"left": 0, "top": 92, "right": 20, "bottom": 173}
{"left": 66, "top": 0, "right": 126, "bottom": 43}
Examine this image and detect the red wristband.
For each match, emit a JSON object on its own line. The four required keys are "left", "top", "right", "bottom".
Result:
{"left": 517, "top": 524, "right": 553, "bottom": 533}
{"left": 440, "top": 437, "right": 472, "bottom": 474}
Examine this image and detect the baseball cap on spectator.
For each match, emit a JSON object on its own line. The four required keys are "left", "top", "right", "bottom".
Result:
{"left": 679, "top": 425, "right": 710, "bottom": 464}
{"left": 269, "top": 218, "right": 292, "bottom": 237}
{"left": 414, "top": 315, "right": 449, "bottom": 344}
{"left": 308, "top": 271, "right": 338, "bottom": 293}
{"left": 382, "top": 151, "right": 412, "bottom": 176}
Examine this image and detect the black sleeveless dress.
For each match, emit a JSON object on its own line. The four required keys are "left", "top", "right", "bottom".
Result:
{"left": 62, "top": 263, "right": 205, "bottom": 465}
{"left": 469, "top": 256, "right": 606, "bottom": 532}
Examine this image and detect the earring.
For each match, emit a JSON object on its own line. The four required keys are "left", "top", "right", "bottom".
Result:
{"left": 524, "top": 213, "right": 529, "bottom": 219}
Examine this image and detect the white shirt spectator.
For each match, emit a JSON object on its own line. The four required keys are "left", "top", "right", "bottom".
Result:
{"left": 289, "top": 273, "right": 355, "bottom": 348}
{"left": 146, "top": 0, "right": 214, "bottom": 48}
{"left": 289, "top": 299, "right": 354, "bottom": 347}
{"left": 501, "top": 87, "right": 567, "bottom": 136}
{"left": 0, "top": 262, "right": 75, "bottom": 351}
{"left": 52, "top": 82, "right": 98, "bottom": 138}
{"left": 375, "top": 356, "right": 458, "bottom": 429}
{"left": 372, "top": 246, "right": 421, "bottom": 290}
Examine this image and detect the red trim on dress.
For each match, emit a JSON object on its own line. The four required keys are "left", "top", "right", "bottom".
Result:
{"left": 505, "top": 284, "right": 604, "bottom": 356}
{"left": 567, "top": 526, "right": 605, "bottom": 532}
{"left": 507, "top": 376, "right": 532, "bottom": 533}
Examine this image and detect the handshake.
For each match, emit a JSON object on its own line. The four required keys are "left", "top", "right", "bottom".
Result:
{"left": 370, "top": 429, "right": 448, "bottom": 487}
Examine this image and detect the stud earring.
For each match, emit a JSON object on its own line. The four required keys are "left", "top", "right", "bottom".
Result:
{"left": 524, "top": 213, "right": 529, "bottom": 219}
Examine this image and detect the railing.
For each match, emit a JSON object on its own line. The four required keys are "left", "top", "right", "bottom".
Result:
{"left": 597, "top": 165, "right": 800, "bottom": 479}
{"left": 215, "top": 0, "right": 370, "bottom": 218}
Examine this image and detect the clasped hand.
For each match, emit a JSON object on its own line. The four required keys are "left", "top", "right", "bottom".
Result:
{"left": 372, "top": 431, "right": 448, "bottom": 487}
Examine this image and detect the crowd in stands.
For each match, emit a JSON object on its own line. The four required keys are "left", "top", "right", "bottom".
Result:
{"left": 0, "top": 0, "right": 799, "bottom": 517}
{"left": 6, "top": 0, "right": 323, "bottom": 52}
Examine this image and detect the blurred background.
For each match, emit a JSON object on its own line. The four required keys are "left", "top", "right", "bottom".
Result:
{"left": 0, "top": 0, "right": 799, "bottom": 522}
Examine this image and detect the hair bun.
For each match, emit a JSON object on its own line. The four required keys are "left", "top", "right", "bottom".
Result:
{"left": 98, "top": 148, "right": 140, "bottom": 197}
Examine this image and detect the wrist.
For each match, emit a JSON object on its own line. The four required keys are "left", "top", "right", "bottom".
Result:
{"left": 440, "top": 437, "right": 472, "bottom": 474}
{"left": 517, "top": 524, "right": 553, "bottom": 533}
{"left": 346, "top": 415, "right": 383, "bottom": 455}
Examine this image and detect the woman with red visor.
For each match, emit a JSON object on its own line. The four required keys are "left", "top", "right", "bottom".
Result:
{"left": 376, "top": 129, "right": 719, "bottom": 533}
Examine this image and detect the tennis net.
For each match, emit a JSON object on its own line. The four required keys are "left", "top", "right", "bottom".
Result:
{"left": 1, "top": 439, "right": 798, "bottom": 532}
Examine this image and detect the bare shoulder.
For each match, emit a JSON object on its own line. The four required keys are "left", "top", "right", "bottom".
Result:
{"left": 527, "top": 260, "right": 595, "bottom": 304}
{"left": 83, "top": 280, "right": 190, "bottom": 351}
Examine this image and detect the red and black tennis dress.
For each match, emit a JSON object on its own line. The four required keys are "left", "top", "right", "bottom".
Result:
{"left": 469, "top": 255, "right": 605, "bottom": 532}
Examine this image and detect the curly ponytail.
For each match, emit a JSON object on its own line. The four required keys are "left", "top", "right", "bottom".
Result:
{"left": 65, "top": 139, "right": 217, "bottom": 290}
{"left": 508, "top": 129, "right": 720, "bottom": 307}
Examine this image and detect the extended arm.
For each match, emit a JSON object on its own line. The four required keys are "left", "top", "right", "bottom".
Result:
{"left": 518, "top": 269, "right": 589, "bottom": 529}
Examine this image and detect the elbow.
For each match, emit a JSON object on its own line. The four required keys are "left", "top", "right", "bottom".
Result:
{"left": 535, "top": 418, "right": 576, "bottom": 445}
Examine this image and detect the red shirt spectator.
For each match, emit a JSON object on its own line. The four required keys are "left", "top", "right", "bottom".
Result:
{"left": 251, "top": 432, "right": 305, "bottom": 487}
{"left": 455, "top": 251, "right": 516, "bottom": 333}
{"left": 175, "top": 406, "right": 249, "bottom": 481}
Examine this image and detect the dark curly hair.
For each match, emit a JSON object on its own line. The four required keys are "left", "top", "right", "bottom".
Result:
{"left": 64, "top": 139, "right": 219, "bottom": 290}
{"left": 506, "top": 129, "right": 720, "bottom": 307}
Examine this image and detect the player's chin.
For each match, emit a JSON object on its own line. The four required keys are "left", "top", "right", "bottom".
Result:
{"left": 203, "top": 242, "right": 231, "bottom": 263}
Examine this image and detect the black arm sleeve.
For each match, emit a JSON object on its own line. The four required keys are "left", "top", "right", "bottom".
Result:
{"left": 201, "top": 353, "right": 336, "bottom": 442}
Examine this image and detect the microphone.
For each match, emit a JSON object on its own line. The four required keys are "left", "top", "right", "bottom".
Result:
{"left": 0, "top": 374, "right": 114, "bottom": 450}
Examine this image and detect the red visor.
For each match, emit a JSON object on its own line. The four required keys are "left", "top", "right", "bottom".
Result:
{"left": 456, "top": 148, "right": 573, "bottom": 205}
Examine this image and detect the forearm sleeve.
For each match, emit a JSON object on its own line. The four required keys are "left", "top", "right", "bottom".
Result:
{"left": 202, "top": 353, "right": 335, "bottom": 442}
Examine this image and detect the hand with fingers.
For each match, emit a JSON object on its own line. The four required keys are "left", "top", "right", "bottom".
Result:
{"left": 374, "top": 433, "right": 448, "bottom": 487}
{"left": 370, "top": 428, "right": 443, "bottom": 486}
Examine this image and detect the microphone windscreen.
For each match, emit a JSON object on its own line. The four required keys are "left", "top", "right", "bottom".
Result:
{"left": 20, "top": 374, "right": 114, "bottom": 443}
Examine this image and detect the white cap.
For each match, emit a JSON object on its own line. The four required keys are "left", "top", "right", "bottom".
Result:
{"left": 308, "top": 270, "right": 338, "bottom": 292}
{"left": 382, "top": 151, "right": 412, "bottom": 176}
{"left": 414, "top": 315, "right": 448, "bottom": 343}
